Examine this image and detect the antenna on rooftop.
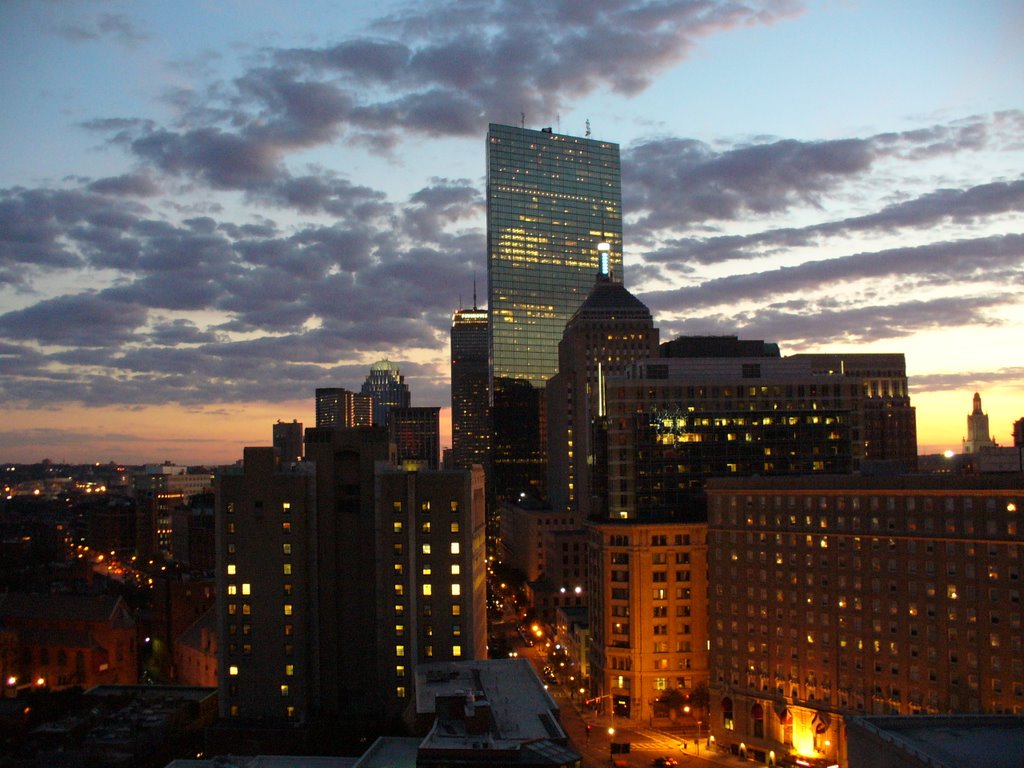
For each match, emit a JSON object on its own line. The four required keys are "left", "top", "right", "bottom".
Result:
{"left": 521, "top": 112, "right": 525, "bottom": 129}
{"left": 585, "top": 119, "right": 591, "bottom": 138}
{"left": 472, "top": 275, "right": 478, "bottom": 310}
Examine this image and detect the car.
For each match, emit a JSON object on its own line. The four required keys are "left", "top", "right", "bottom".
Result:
{"left": 652, "top": 758, "right": 678, "bottom": 767}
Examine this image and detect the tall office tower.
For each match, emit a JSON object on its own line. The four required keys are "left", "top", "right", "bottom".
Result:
{"left": 272, "top": 419, "right": 303, "bottom": 463}
{"left": 789, "top": 352, "right": 917, "bottom": 471}
{"left": 315, "top": 387, "right": 373, "bottom": 428}
{"left": 216, "top": 429, "right": 485, "bottom": 730}
{"left": 450, "top": 303, "right": 490, "bottom": 472}
{"left": 390, "top": 406, "right": 442, "bottom": 469}
{"left": 963, "top": 391, "right": 998, "bottom": 453}
{"left": 705, "top": 474, "right": 1023, "bottom": 767}
{"left": 546, "top": 265, "right": 658, "bottom": 520}
{"left": 487, "top": 123, "right": 622, "bottom": 501}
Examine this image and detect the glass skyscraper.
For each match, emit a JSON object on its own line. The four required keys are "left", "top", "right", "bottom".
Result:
{"left": 486, "top": 123, "right": 623, "bottom": 500}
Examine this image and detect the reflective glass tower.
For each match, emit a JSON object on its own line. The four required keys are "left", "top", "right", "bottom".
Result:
{"left": 486, "top": 123, "right": 622, "bottom": 500}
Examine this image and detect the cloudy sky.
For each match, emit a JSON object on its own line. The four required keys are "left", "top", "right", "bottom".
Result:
{"left": 1, "top": 0, "right": 1022, "bottom": 465}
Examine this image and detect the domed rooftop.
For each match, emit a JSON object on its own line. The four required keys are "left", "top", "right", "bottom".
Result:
{"left": 567, "top": 273, "right": 652, "bottom": 325}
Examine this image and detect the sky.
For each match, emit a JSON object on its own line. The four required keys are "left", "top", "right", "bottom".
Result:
{"left": 1, "top": 0, "right": 1022, "bottom": 466}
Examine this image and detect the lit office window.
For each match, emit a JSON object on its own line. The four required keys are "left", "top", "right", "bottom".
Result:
{"left": 450, "top": 522, "right": 460, "bottom": 533}
{"left": 241, "top": 583, "right": 251, "bottom": 595}
{"left": 394, "top": 521, "right": 403, "bottom": 533}
{"left": 285, "top": 664, "right": 294, "bottom": 676}
{"left": 423, "top": 584, "right": 433, "bottom": 596}
{"left": 422, "top": 544, "right": 431, "bottom": 555}
{"left": 282, "top": 543, "right": 292, "bottom": 555}
{"left": 229, "top": 665, "right": 239, "bottom": 676}
{"left": 396, "top": 645, "right": 406, "bottom": 657}
{"left": 280, "top": 684, "right": 290, "bottom": 697}
{"left": 450, "top": 543, "right": 460, "bottom": 555}
{"left": 283, "top": 563, "right": 292, "bottom": 575}
{"left": 283, "top": 604, "right": 293, "bottom": 616}
{"left": 282, "top": 502, "right": 291, "bottom": 513}
{"left": 451, "top": 564, "right": 460, "bottom": 575}
{"left": 282, "top": 522, "right": 291, "bottom": 534}
{"left": 227, "top": 585, "right": 238, "bottom": 596}
{"left": 451, "top": 583, "right": 461, "bottom": 596}
{"left": 453, "top": 645, "right": 462, "bottom": 657}
{"left": 227, "top": 564, "right": 236, "bottom": 575}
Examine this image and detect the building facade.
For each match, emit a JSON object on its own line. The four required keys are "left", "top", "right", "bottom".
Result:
{"left": 216, "top": 429, "right": 486, "bottom": 727}
{"left": 389, "top": 406, "right": 442, "bottom": 470}
{"left": 450, "top": 305, "right": 490, "bottom": 473}
{"left": 546, "top": 267, "right": 658, "bottom": 519}
{"left": 586, "top": 519, "right": 710, "bottom": 722}
{"left": 706, "top": 474, "right": 1023, "bottom": 768}
{"left": 315, "top": 387, "right": 373, "bottom": 429}
{"left": 272, "top": 419, "right": 304, "bottom": 463}
{"left": 360, "top": 360, "right": 411, "bottom": 427}
{"left": 487, "top": 122, "right": 622, "bottom": 501}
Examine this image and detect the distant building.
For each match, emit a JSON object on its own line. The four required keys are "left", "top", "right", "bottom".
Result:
{"left": 963, "top": 391, "right": 998, "bottom": 453}
{"left": 130, "top": 464, "right": 214, "bottom": 503}
{"left": 315, "top": 387, "right": 373, "bottom": 428}
{"left": 390, "top": 406, "right": 442, "bottom": 470}
{"left": 487, "top": 122, "right": 623, "bottom": 503}
{"left": 361, "top": 360, "right": 411, "bottom": 427}
{"left": 0, "top": 592, "right": 138, "bottom": 691}
{"left": 174, "top": 606, "right": 217, "bottom": 688}
{"left": 705, "top": 474, "right": 1023, "bottom": 767}
{"left": 450, "top": 304, "right": 490, "bottom": 473}
{"left": 272, "top": 419, "right": 304, "bottom": 463}
{"left": 1014, "top": 417, "right": 1024, "bottom": 447}
{"left": 846, "top": 714, "right": 1024, "bottom": 768}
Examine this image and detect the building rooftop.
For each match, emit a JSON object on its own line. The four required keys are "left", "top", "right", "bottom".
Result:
{"left": 847, "top": 715, "right": 1024, "bottom": 768}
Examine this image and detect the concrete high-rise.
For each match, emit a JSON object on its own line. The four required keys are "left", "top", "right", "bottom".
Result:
{"left": 389, "top": 406, "right": 441, "bottom": 470}
{"left": 361, "top": 360, "right": 411, "bottom": 427}
{"left": 272, "top": 419, "right": 303, "bottom": 463}
{"left": 487, "top": 123, "right": 622, "bottom": 501}
{"left": 216, "top": 429, "right": 486, "bottom": 729}
{"left": 450, "top": 304, "right": 490, "bottom": 472}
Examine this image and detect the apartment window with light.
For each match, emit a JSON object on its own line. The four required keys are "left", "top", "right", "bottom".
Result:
{"left": 422, "top": 544, "right": 431, "bottom": 555}
{"left": 423, "top": 584, "right": 432, "bottom": 596}
{"left": 282, "top": 502, "right": 291, "bottom": 513}
{"left": 228, "top": 585, "right": 238, "bottom": 596}
{"left": 227, "top": 564, "right": 236, "bottom": 576}
{"left": 450, "top": 522, "right": 460, "bottom": 533}
{"left": 451, "top": 583, "right": 461, "bottom": 596}
{"left": 229, "top": 665, "right": 239, "bottom": 676}
{"left": 282, "top": 522, "right": 291, "bottom": 534}
{"left": 283, "top": 604, "right": 293, "bottom": 616}
{"left": 285, "top": 664, "right": 294, "bottom": 676}
{"left": 451, "top": 564, "right": 461, "bottom": 575}
{"left": 452, "top": 604, "right": 461, "bottom": 616}
{"left": 282, "top": 543, "right": 291, "bottom": 555}
{"left": 394, "top": 521, "right": 403, "bottom": 533}
{"left": 280, "top": 684, "right": 289, "bottom": 697}
{"left": 396, "top": 645, "right": 405, "bottom": 657}
{"left": 451, "top": 542, "right": 460, "bottom": 555}
{"left": 453, "top": 645, "right": 462, "bottom": 657}
{"left": 283, "top": 563, "right": 292, "bottom": 575}
{"left": 241, "top": 583, "right": 251, "bottom": 595}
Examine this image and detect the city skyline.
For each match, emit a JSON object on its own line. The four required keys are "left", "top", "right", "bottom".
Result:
{"left": 1, "top": 1, "right": 1022, "bottom": 464}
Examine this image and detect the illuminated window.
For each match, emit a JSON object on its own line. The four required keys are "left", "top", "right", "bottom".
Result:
{"left": 422, "top": 565, "right": 432, "bottom": 576}
{"left": 395, "top": 583, "right": 404, "bottom": 596}
{"left": 241, "top": 583, "right": 251, "bottom": 595}
{"left": 286, "top": 706, "right": 295, "bottom": 718}
{"left": 396, "top": 645, "right": 406, "bottom": 657}
{"left": 422, "top": 544, "right": 431, "bottom": 555}
{"left": 284, "top": 624, "right": 293, "bottom": 636}
{"left": 282, "top": 502, "right": 291, "bottom": 513}
{"left": 228, "top": 603, "right": 237, "bottom": 615}
{"left": 450, "top": 522, "right": 460, "bottom": 533}
{"left": 396, "top": 665, "right": 406, "bottom": 677}
{"left": 282, "top": 522, "right": 291, "bottom": 534}
{"left": 453, "top": 645, "right": 462, "bottom": 657}
{"left": 451, "top": 543, "right": 460, "bottom": 555}
{"left": 280, "top": 684, "right": 289, "bottom": 697}
{"left": 227, "top": 585, "right": 238, "bottom": 596}
{"left": 242, "top": 603, "right": 251, "bottom": 615}
{"left": 227, "top": 522, "right": 235, "bottom": 534}
{"left": 397, "top": 686, "right": 407, "bottom": 698}
{"left": 451, "top": 583, "right": 461, "bottom": 596}
{"left": 283, "top": 604, "right": 293, "bottom": 616}
{"left": 229, "top": 665, "right": 239, "bottom": 676}
{"left": 393, "top": 501, "right": 402, "bottom": 513}
{"left": 283, "top": 563, "right": 292, "bottom": 575}
{"left": 451, "top": 564, "right": 461, "bottom": 575}
{"left": 450, "top": 501, "right": 459, "bottom": 513}
{"left": 394, "top": 521, "right": 403, "bottom": 534}
{"left": 285, "top": 664, "right": 294, "bottom": 676}
{"left": 423, "top": 584, "right": 433, "bottom": 596}
{"left": 452, "top": 604, "right": 461, "bottom": 616}
{"left": 395, "top": 624, "right": 405, "bottom": 637}
{"left": 227, "top": 564, "right": 236, "bottom": 576}
{"left": 421, "top": 522, "right": 431, "bottom": 533}
{"left": 282, "top": 543, "right": 292, "bottom": 555}
{"left": 421, "top": 501, "right": 431, "bottom": 513}
{"left": 283, "top": 583, "right": 292, "bottom": 595}
{"left": 230, "top": 704, "right": 239, "bottom": 716}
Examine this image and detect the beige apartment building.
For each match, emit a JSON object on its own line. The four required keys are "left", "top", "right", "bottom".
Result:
{"left": 705, "top": 474, "right": 1023, "bottom": 768}
{"left": 586, "top": 519, "right": 710, "bottom": 722}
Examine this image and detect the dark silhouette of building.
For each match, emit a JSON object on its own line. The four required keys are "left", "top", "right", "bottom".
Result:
{"left": 450, "top": 303, "right": 490, "bottom": 473}
{"left": 389, "top": 406, "right": 442, "bottom": 469}
{"left": 272, "top": 419, "right": 304, "bottom": 462}
{"left": 487, "top": 122, "right": 622, "bottom": 502}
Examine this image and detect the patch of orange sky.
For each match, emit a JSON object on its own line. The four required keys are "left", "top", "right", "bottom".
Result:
{"left": 3, "top": 391, "right": 1019, "bottom": 466}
